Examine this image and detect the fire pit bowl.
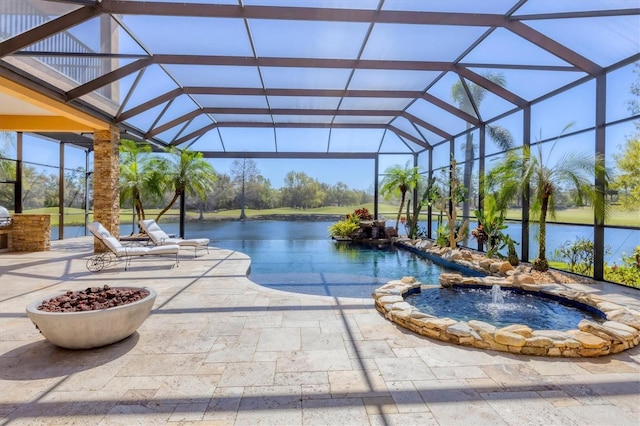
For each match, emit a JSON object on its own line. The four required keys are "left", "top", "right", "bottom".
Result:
{"left": 26, "top": 286, "right": 156, "bottom": 350}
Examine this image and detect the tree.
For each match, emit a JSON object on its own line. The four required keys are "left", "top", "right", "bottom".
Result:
{"left": 0, "top": 132, "right": 16, "bottom": 208}
{"left": 230, "top": 159, "right": 260, "bottom": 220}
{"left": 451, "top": 73, "right": 514, "bottom": 223}
{"left": 155, "top": 147, "right": 216, "bottom": 222}
{"left": 612, "top": 62, "right": 640, "bottom": 211}
{"left": 324, "top": 182, "right": 359, "bottom": 207}
{"left": 64, "top": 167, "right": 89, "bottom": 209}
{"left": 247, "top": 175, "right": 277, "bottom": 209}
{"left": 42, "top": 173, "right": 58, "bottom": 207}
{"left": 119, "top": 140, "right": 164, "bottom": 223}
{"left": 612, "top": 138, "right": 640, "bottom": 211}
{"left": 209, "top": 173, "right": 235, "bottom": 210}
{"left": 21, "top": 166, "right": 48, "bottom": 209}
{"left": 487, "top": 124, "right": 608, "bottom": 271}
{"left": 281, "top": 171, "right": 325, "bottom": 209}
{"left": 627, "top": 62, "right": 640, "bottom": 124}
{"left": 380, "top": 162, "right": 421, "bottom": 231}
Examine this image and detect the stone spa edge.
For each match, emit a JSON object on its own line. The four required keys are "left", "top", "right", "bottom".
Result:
{"left": 372, "top": 241, "right": 640, "bottom": 358}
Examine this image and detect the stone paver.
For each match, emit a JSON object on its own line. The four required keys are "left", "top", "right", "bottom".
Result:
{"left": 1, "top": 237, "right": 639, "bottom": 425}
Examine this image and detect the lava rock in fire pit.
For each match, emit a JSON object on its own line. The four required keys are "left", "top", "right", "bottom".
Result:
{"left": 37, "top": 285, "right": 150, "bottom": 312}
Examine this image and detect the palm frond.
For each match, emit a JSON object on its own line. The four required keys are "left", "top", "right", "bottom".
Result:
{"left": 487, "top": 125, "right": 514, "bottom": 151}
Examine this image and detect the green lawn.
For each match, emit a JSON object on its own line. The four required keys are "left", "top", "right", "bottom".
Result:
{"left": 198, "top": 202, "right": 400, "bottom": 221}
{"left": 506, "top": 206, "right": 639, "bottom": 227}
{"left": 18, "top": 204, "right": 639, "bottom": 228}
{"left": 20, "top": 204, "right": 400, "bottom": 226}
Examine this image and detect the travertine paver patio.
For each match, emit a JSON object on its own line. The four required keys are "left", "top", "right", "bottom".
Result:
{"left": 1, "top": 237, "right": 639, "bottom": 425}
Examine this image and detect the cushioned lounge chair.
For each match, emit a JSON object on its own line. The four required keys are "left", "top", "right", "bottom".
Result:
{"left": 87, "top": 221, "right": 180, "bottom": 271}
{"left": 139, "top": 219, "right": 210, "bottom": 257}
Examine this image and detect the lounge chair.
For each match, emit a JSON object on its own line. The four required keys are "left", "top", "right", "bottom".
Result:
{"left": 139, "top": 219, "right": 210, "bottom": 257}
{"left": 87, "top": 222, "right": 180, "bottom": 272}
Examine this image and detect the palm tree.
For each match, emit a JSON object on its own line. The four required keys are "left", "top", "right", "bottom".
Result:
{"left": 451, "top": 73, "right": 514, "bottom": 223}
{"left": 154, "top": 147, "right": 216, "bottom": 222}
{"left": 119, "top": 139, "right": 164, "bottom": 224}
{"left": 487, "top": 124, "right": 608, "bottom": 271}
{"left": 380, "top": 162, "right": 421, "bottom": 232}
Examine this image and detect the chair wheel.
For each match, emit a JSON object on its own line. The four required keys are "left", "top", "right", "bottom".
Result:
{"left": 103, "top": 252, "right": 115, "bottom": 267}
{"left": 86, "top": 256, "right": 105, "bottom": 272}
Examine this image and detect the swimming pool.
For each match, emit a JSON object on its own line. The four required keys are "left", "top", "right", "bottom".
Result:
{"left": 166, "top": 220, "right": 454, "bottom": 298}
{"left": 404, "top": 285, "right": 605, "bottom": 330}
{"left": 217, "top": 238, "right": 452, "bottom": 298}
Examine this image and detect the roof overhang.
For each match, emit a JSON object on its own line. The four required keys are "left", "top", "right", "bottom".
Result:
{"left": 0, "top": 75, "right": 110, "bottom": 132}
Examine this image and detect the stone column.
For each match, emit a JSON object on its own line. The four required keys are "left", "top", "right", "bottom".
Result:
{"left": 93, "top": 126, "right": 120, "bottom": 252}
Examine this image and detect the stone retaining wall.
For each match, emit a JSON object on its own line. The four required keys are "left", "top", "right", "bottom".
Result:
{"left": 9, "top": 214, "right": 51, "bottom": 252}
{"left": 373, "top": 276, "right": 640, "bottom": 357}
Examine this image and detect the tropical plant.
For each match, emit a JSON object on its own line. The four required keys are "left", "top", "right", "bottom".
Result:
{"left": 487, "top": 123, "right": 609, "bottom": 271}
{"left": 154, "top": 147, "right": 217, "bottom": 222}
{"left": 472, "top": 194, "right": 507, "bottom": 258}
{"left": 404, "top": 176, "right": 438, "bottom": 239}
{"left": 451, "top": 73, "right": 515, "bottom": 222}
{"left": 350, "top": 207, "right": 373, "bottom": 221}
{"left": 328, "top": 214, "right": 360, "bottom": 239}
{"left": 380, "top": 162, "right": 421, "bottom": 231}
{"left": 435, "top": 225, "right": 449, "bottom": 247}
{"left": 432, "top": 159, "right": 468, "bottom": 248}
{"left": 119, "top": 139, "right": 164, "bottom": 223}
{"left": 503, "top": 235, "right": 519, "bottom": 266}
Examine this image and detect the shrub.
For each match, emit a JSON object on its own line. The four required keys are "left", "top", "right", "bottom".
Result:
{"left": 605, "top": 246, "right": 640, "bottom": 287}
{"left": 328, "top": 218, "right": 360, "bottom": 238}
{"left": 329, "top": 208, "right": 369, "bottom": 238}
{"left": 435, "top": 225, "right": 449, "bottom": 247}
{"left": 554, "top": 237, "right": 599, "bottom": 275}
{"left": 349, "top": 207, "right": 373, "bottom": 221}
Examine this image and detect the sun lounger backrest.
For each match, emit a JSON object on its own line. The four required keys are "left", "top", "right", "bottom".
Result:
{"left": 88, "top": 222, "right": 124, "bottom": 254}
{"left": 89, "top": 221, "right": 111, "bottom": 239}
{"left": 139, "top": 219, "right": 171, "bottom": 244}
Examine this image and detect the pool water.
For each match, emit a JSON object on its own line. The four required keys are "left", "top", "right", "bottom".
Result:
{"left": 216, "top": 239, "right": 453, "bottom": 298}
{"left": 148, "top": 220, "right": 454, "bottom": 298}
{"left": 404, "top": 286, "right": 605, "bottom": 330}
